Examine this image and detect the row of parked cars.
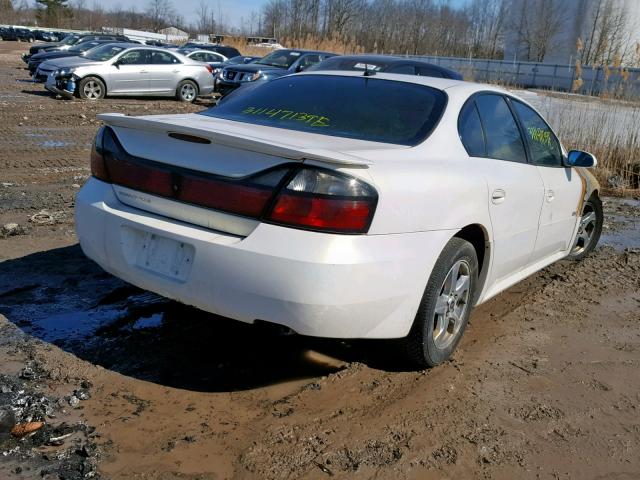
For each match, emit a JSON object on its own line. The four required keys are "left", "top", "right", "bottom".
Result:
{"left": 20, "top": 31, "right": 463, "bottom": 103}
{"left": 1, "top": 27, "right": 66, "bottom": 42}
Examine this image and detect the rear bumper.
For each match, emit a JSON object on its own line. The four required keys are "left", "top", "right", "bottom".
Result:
{"left": 199, "top": 83, "right": 214, "bottom": 96}
{"left": 75, "top": 178, "right": 453, "bottom": 339}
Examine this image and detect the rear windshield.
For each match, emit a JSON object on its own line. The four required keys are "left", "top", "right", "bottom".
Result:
{"left": 200, "top": 75, "right": 447, "bottom": 146}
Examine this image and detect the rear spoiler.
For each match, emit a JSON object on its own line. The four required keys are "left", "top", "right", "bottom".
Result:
{"left": 97, "top": 113, "right": 372, "bottom": 167}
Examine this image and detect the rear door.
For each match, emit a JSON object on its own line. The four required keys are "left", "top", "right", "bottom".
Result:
{"left": 460, "top": 93, "right": 545, "bottom": 284}
{"left": 510, "top": 99, "right": 582, "bottom": 260}
{"left": 147, "top": 50, "right": 182, "bottom": 93}
{"left": 109, "top": 49, "right": 150, "bottom": 93}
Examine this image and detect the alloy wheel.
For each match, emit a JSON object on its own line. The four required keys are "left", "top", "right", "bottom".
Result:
{"left": 572, "top": 205, "right": 596, "bottom": 255}
{"left": 83, "top": 80, "right": 102, "bottom": 100}
{"left": 433, "top": 259, "right": 471, "bottom": 349}
{"left": 181, "top": 83, "right": 196, "bottom": 101}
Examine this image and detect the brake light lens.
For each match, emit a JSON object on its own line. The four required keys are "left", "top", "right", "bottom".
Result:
{"left": 90, "top": 126, "right": 109, "bottom": 181}
{"left": 267, "top": 169, "right": 377, "bottom": 233}
{"left": 205, "top": 64, "right": 214, "bottom": 74}
{"left": 89, "top": 127, "right": 377, "bottom": 234}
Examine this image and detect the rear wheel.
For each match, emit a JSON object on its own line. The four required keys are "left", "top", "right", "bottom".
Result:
{"left": 402, "top": 237, "right": 478, "bottom": 368}
{"left": 566, "top": 196, "right": 603, "bottom": 261}
{"left": 177, "top": 80, "right": 198, "bottom": 102}
{"left": 78, "top": 77, "right": 105, "bottom": 100}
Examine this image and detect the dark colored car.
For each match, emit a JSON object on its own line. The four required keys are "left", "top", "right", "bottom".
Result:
{"left": 25, "top": 33, "right": 129, "bottom": 61}
{"left": 212, "top": 55, "right": 260, "bottom": 92}
{"left": 1, "top": 28, "right": 19, "bottom": 41}
{"left": 145, "top": 40, "right": 179, "bottom": 48}
{"left": 34, "top": 30, "right": 57, "bottom": 42}
{"left": 15, "top": 28, "right": 35, "bottom": 42}
{"left": 217, "top": 49, "right": 336, "bottom": 96}
{"left": 182, "top": 43, "right": 241, "bottom": 59}
{"left": 29, "top": 39, "right": 129, "bottom": 79}
{"left": 307, "top": 54, "right": 463, "bottom": 80}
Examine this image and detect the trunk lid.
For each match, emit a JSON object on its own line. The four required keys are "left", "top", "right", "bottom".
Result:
{"left": 97, "top": 112, "right": 400, "bottom": 235}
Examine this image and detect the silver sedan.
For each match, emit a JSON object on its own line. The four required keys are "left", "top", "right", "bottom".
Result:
{"left": 40, "top": 43, "right": 215, "bottom": 102}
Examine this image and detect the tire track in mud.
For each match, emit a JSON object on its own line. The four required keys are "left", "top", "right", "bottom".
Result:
{"left": 234, "top": 248, "right": 640, "bottom": 480}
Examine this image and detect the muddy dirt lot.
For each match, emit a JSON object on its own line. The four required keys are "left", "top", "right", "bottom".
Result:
{"left": 1, "top": 41, "right": 640, "bottom": 480}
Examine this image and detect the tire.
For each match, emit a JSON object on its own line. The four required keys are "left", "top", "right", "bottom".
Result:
{"left": 176, "top": 80, "right": 198, "bottom": 102}
{"left": 402, "top": 237, "right": 479, "bottom": 369}
{"left": 78, "top": 77, "right": 105, "bottom": 100}
{"left": 566, "top": 195, "right": 603, "bottom": 261}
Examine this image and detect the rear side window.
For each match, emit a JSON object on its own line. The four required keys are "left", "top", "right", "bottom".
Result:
{"left": 201, "top": 75, "right": 447, "bottom": 146}
{"left": 297, "top": 54, "right": 321, "bottom": 71}
{"left": 416, "top": 66, "right": 444, "bottom": 78}
{"left": 458, "top": 101, "right": 485, "bottom": 157}
{"left": 118, "top": 50, "right": 150, "bottom": 65}
{"left": 386, "top": 64, "right": 416, "bottom": 75}
{"left": 151, "top": 51, "right": 179, "bottom": 64}
{"left": 475, "top": 94, "right": 526, "bottom": 163}
{"left": 511, "top": 100, "right": 563, "bottom": 167}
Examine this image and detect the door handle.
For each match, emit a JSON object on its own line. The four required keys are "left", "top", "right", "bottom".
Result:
{"left": 139, "top": 70, "right": 148, "bottom": 73}
{"left": 546, "top": 189, "right": 555, "bottom": 202}
{"left": 491, "top": 189, "right": 506, "bottom": 204}
{"left": 172, "top": 69, "right": 180, "bottom": 73}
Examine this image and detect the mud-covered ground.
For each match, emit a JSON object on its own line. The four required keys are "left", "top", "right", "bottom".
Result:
{"left": 1, "top": 41, "right": 640, "bottom": 480}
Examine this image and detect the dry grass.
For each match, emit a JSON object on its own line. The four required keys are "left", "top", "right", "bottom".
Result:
{"left": 224, "top": 34, "right": 363, "bottom": 57}
{"left": 540, "top": 98, "right": 640, "bottom": 192}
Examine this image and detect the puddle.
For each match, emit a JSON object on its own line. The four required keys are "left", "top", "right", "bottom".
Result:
{"left": 600, "top": 198, "right": 640, "bottom": 251}
{"left": 21, "top": 130, "right": 75, "bottom": 148}
{"left": 40, "top": 140, "right": 73, "bottom": 148}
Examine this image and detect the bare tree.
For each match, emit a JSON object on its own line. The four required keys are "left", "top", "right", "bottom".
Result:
{"left": 514, "top": 0, "right": 566, "bottom": 62}
{"left": 145, "top": 0, "right": 174, "bottom": 31}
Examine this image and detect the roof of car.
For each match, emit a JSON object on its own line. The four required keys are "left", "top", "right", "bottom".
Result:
{"left": 299, "top": 70, "right": 505, "bottom": 95}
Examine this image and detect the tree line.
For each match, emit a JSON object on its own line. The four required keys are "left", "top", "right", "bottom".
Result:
{"left": 1, "top": 0, "right": 638, "bottom": 66}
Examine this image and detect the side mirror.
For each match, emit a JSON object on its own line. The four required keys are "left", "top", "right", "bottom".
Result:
{"left": 295, "top": 64, "right": 305, "bottom": 73}
{"left": 567, "top": 150, "right": 597, "bottom": 168}
{"left": 112, "top": 60, "right": 120, "bottom": 69}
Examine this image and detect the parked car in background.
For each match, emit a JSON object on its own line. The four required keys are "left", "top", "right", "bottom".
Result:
{"left": 145, "top": 40, "right": 179, "bottom": 48}
{"left": 30, "top": 39, "right": 129, "bottom": 79}
{"left": 213, "top": 55, "right": 261, "bottom": 92}
{"left": 308, "top": 54, "right": 463, "bottom": 79}
{"left": 181, "top": 43, "right": 241, "bottom": 59}
{"left": 217, "top": 49, "right": 336, "bottom": 96}
{"left": 251, "top": 42, "right": 285, "bottom": 50}
{"left": 40, "top": 43, "right": 214, "bottom": 102}
{"left": 1, "top": 28, "right": 19, "bottom": 41}
{"left": 75, "top": 71, "right": 602, "bottom": 369}
{"left": 15, "top": 28, "right": 35, "bottom": 42}
{"left": 34, "top": 30, "right": 57, "bottom": 42}
{"left": 25, "top": 33, "right": 129, "bottom": 61}
{"left": 179, "top": 49, "right": 234, "bottom": 79}
{"left": 180, "top": 49, "right": 228, "bottom": 64}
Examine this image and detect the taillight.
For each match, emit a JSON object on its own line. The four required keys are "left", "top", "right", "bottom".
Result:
{"left": 90, "top": 127, "right": 377, "bottom": 234}
{"left": 266, "top": 169, "right": 377, "bottom": 233}
{"left": 90, "top": 126, "right": 109, "bottom": 181}
{"left": 205, "top": 65, "right": 213, "bottom": 74}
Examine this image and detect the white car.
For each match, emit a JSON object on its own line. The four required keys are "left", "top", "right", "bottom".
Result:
{"left": 75, "top": 72, "right": 602, "bottom": 368}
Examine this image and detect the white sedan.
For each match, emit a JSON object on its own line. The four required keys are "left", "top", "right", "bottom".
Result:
{"left": 75, "top": 72, "right": 602, "bottom": 368}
